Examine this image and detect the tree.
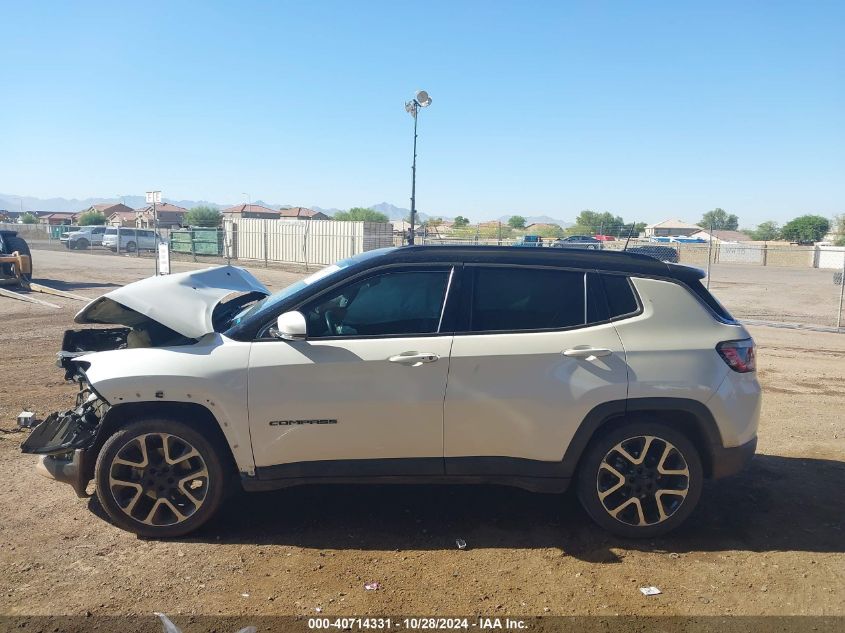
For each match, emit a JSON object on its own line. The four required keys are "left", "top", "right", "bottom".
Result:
{"left": 78, "top": 210, "right": 107, "bottom": 226}
{"left": 780, "top": 214, "right": 830, "bottom": 244}
{"left": 20, "top": 212, "right": 38, "bottom": 224}
{"left": 508, "top": 215, "right": 526, "bottom": 229}
{"left": 334, "top": 207, "right": 389, "bottom": 222}
{"left": 574, "top": 210, "right": 626, "bottom": 235}
{"left": 698, "top": 208, "right": 739, "bottom": 230}
{"left": 184, "top": 206, "right": 222, "bottom": 227}
{"left": 833, "top": 215, "right": 845, "bottom": 247}
{"left": 533, "top": 224, "right": 565, "bottom": 238}
{"left": 453, "top": 215, "right": 470, "bottom": 228}
{"left": 747, "top": 221, "right": 780, "bottom": 241}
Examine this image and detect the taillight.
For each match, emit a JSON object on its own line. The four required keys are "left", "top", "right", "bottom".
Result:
{"left": 717, "top": 339, "right": 756, "bottom": 373}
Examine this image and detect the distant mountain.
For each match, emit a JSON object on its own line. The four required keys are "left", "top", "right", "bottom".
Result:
{"left": 497, "top": 214, "right": 573, "bottom": 228}
{"left": 1, "top": 192, "right": 567, "bottom": 226}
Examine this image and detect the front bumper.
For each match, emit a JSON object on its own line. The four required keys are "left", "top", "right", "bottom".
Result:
{"left": 35, "top": 449, "right": 90, "bottom": 497}
{"left": 710, "top": 435, "right": 757, "bottom": 479}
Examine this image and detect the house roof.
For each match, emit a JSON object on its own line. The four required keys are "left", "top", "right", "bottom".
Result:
{"left": 108, "top": 210, "right": 136, "bottom": 221}
{"left": 136, "top": 203, "right": 187, "bottom": 215}
{"left": 279, "top": 207, "right": 325, "bottom": 218}
{"left": 222, "top": 203, "right": 279, "bottom": 216}
{"left": 84, "top": 202, "right": 134, "bottom": 215}
{"left": 43, "top": 212, "right": 76, "bottom": 219}
{"left": 645, "top": 218, "right": 701, "bottom": 230}
{"left": 691, "top": 229, "right": 752, "bottom": 242}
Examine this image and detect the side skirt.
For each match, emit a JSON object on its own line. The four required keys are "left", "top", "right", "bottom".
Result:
{"left": 241, "top": 473, "right": 570, "bottom": 494}
{"left": 247, "top": 457, "right": 570, "bottom": 494}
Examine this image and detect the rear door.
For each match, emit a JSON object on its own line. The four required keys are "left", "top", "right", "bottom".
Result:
{"left": 443, "top": 265, "right": 628, "bottom": 476}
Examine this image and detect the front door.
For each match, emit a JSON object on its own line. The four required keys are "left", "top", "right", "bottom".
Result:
{"left": 248, "top": 266, "right": 456, "bottom": 477}
{"left": 444, "top": 265, "right": 629, "bottom": 475}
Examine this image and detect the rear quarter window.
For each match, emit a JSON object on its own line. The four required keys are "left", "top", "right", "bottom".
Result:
{"left": 688, "top": 279, "right": 736, "bottom": 322}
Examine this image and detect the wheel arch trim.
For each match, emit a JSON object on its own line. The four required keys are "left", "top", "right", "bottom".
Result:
{"left": 89, "top": 401, "right": 248, "bottom": 479}
{"left": 562, "top": 397, "right": 725, "bottom": 478}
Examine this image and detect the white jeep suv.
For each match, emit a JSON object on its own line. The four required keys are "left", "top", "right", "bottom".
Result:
{"left": 21, "top": 246, "right": 760, "bottom": 538}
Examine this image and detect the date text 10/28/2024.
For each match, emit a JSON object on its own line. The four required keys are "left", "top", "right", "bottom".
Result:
{"left": 308, "top": 618, "right": 528, "bottom": 630}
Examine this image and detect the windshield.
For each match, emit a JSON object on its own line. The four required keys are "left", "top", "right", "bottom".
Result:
{"left": 228, "top": 247, "right": 395, "bottom": 328}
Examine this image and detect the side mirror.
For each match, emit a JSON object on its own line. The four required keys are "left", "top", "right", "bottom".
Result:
{"left": 275, "top": 311, "right": 307, "bottom": 341}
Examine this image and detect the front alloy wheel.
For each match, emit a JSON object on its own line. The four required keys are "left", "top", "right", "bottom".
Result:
{"left": 577, "top": 422, "right": 703, "bottom": 538}
{"left": 108, "top": 433, "right": 209, "bottom": 527}
{"left": 95, "top": 419, "right": 227, "bottom": 537}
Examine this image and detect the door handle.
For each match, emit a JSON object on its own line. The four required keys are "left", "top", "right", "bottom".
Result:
{"left": 388, "top": 352, "right": 440, "bottom": 366}
{"left": 563, "top": 347, "right": 612, "bottom": 360}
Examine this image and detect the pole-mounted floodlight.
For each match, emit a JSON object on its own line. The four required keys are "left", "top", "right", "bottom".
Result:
{"left": 405, "top": 90, "right": 432, "bottom": 245}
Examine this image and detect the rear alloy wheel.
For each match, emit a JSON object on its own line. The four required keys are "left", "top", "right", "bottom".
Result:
{"left": 577, "top": 422, "right": 703, "bottom": 538}
{"left": 95, "top": 419, "right": 227, "bottom": 537}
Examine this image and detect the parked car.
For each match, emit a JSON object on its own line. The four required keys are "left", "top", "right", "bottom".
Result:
{"left": 101, "top": 227, "right": 163, "bottom": 252}
{"left": 552, "top": 235, "right": 602, "bottom": 249}
{"left": 21, "top": 246, "right": 760, "bottom": 539}
{"left": 626, "top": 245, "right": 680, "bottom": 263}
{"left": 594, "top": 234, "right": 617, "bottom": 242}
{"left": 513, "top": 235, "right": 544, "bottom": 247}
{"left": 61, "top": 226, "right": 108, "bottom": 250}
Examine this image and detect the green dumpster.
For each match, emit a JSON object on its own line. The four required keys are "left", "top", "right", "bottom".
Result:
{"left": 170, "top": 228, "right": 223, "bottom": 256}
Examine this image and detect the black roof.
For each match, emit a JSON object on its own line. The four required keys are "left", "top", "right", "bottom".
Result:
{"left": 370, "top": 245, "right": 705, "bottom": 282}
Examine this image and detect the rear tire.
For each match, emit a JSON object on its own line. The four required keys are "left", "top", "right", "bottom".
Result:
{"left": 126, "top": 241, "right": 137, "bottom": 253}
{"left": 576, "top": 421, "right": 703, "bottom": 538}
{"left": 4, "top": 235, "right": 32, "bottom": 281}
{"left": 94, "top": 418, "right": 228, "bottom": 538}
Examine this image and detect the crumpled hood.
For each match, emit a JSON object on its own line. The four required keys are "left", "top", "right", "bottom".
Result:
{"left": 75, "top": 265, "right": 269, "bottom": 339}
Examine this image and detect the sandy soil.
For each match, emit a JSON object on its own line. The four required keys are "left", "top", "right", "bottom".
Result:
{"left": 0, "top": 248, "right": 843, "bottom": 623}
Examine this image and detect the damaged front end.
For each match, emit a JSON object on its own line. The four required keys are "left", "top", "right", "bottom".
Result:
{"left": 20, "top": 364, "right": 109, "bottom": 497}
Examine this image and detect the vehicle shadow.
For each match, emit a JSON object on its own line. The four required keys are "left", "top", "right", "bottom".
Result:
{"left": 172, "top": 453, "right": 844, "bottom": 559}
{"left": 33, "top": 278, "right": 120, "bottom": 291}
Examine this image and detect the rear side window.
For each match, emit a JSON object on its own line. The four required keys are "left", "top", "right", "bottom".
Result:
{"left": 601, "top": 275, "right": 640, "bottom": 318}
{"left": 688, "top": 279, "right": 736, "bottom": 322}
{"left": 468, "top": 267, "right": 585, "bottom": 332}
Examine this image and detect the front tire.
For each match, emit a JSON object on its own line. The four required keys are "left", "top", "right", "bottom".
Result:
{"left": 94, "top": 418, "right": 228, "bottom": 538}
{"left": 576, "top": 421, "right": 703, "bottom": 538}
{"left": 75, "top": 238, "right": 89, "bottom": 250}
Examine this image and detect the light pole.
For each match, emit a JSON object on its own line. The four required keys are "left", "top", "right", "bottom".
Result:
{"left": 146, "top": 191, "right": 161, "bottom": 273}
{"left": 404, "top": 90, "right": 432, "bottom": 245}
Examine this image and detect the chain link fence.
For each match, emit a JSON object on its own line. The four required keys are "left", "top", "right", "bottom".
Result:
{"left": 412, "top": 224, "right": 845, "bottom": 330}
{"left": 7, "top": 220, "right": 844, "bottom": 330}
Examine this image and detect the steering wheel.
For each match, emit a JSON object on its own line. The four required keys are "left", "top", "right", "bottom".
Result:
{"left": 324, "top": 309, "right": 339, "bottom": 335}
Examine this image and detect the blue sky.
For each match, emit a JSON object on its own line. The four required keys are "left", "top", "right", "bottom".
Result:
{"left": 2, "top": 1, "right": 843, "bottom": 225}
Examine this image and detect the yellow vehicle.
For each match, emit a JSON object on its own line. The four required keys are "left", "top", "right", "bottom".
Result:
{"left": 0, "top": 230, "right": 32, "bottom": 286}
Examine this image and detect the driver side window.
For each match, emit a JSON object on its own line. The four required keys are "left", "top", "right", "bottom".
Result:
{"left": 301, "top": 269, "right": 450, "bottom": 338}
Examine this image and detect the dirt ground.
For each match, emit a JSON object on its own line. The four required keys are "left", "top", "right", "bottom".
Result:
{"left": 0, "top": 249, "right": 843, "bottom": 622}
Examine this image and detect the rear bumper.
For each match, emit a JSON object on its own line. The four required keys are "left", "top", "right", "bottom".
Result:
{"left": 710, "top": 435, "right": 757, "bottom": 479}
